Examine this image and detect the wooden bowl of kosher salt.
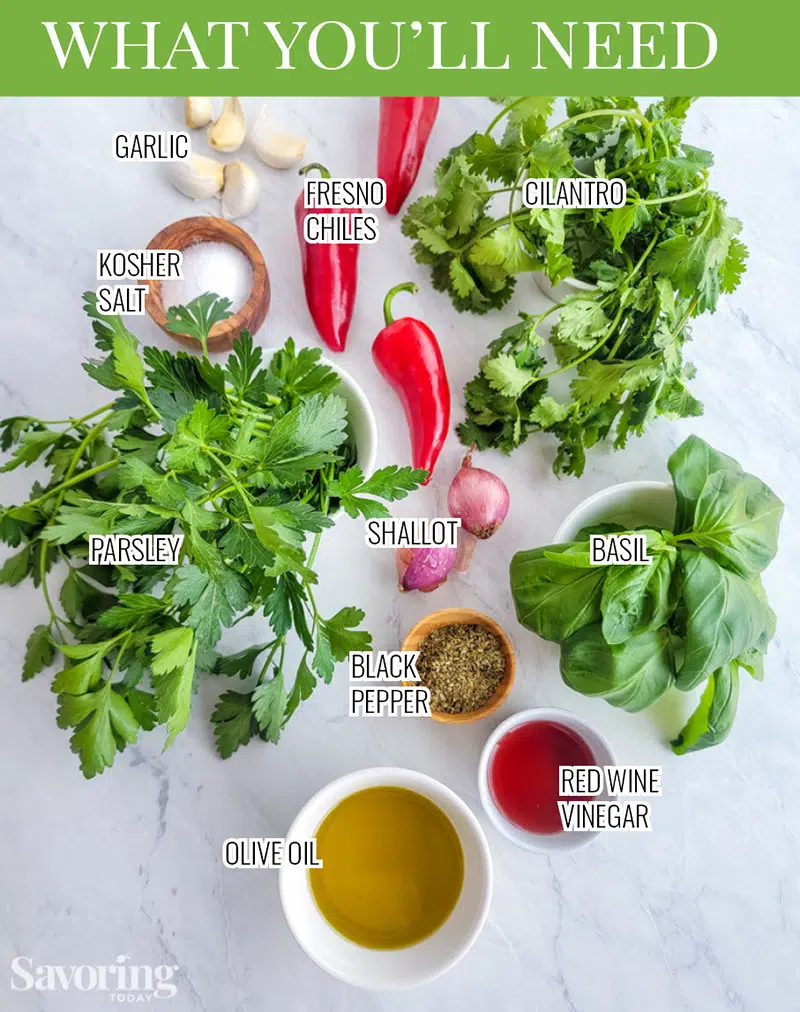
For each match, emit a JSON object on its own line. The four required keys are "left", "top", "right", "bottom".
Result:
{"left": 402, "top": 607, "right": 516, "bottom": 725}
{"left": 143, "top": 216, "right": 270, "bottom": 353}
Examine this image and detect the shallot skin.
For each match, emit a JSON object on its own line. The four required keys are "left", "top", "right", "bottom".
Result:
{"left": 396, "top": 546, "right": 457, "bottom": 593}
{"left": 447, "top": 450, "right": 510, "bottom": 539}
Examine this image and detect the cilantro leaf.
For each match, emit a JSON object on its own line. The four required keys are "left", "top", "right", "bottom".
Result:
{"left": 483, "top": 354, "right": 538, "bottom": 399}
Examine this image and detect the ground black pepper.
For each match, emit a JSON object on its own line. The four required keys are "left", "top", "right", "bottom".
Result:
{"left": 417, "top": 623, "right": 506, "bottom": 714}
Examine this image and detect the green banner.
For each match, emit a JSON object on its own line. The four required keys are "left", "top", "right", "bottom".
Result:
{"left": 0, "top": 1, "right": 796, "bottom": 96}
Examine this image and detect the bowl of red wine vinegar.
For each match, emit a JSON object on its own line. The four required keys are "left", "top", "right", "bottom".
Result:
{"left": 478, "top": 708, "right": 617, "bottom": 852}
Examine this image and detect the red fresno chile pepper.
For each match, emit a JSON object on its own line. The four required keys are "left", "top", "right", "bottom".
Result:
{"left": 378, "top": 98, "right": 440, "bottom": 215}
{"left": 372, "top": 283, "right": 450, "bottom": 484}
{"left": 295, "top": 163, "right": 359, "bottom": 353}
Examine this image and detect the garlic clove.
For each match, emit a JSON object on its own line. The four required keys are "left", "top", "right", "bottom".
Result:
{"left": 209, "top": 97, "right": 247, "bottom": 152}
{"left": 184, "top": 97, "right": 214, "bottom": 129}
{"left": 251, "top": 107, "right": 307, "bottom": 169}
{"left": 254, "top": 129, "right": 307, "bottom": 170}
{"left": 167, "top": 154, "right": 225, "bottom": 199}
{"left": 221, "top": 161, "right": 260, "bottom": 220}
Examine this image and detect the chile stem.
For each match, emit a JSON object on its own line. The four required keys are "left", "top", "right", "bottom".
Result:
{"left": 298, "top": 162, "right": 331, "bottom": 179}
{"left": 383, "top": 283, "right": 419, "bottom": 327}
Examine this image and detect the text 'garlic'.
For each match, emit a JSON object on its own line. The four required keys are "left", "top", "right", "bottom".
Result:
{"left": 184, "top": 97, "right": 214, "bottom": 129}
{"left": 167, "top": 154, "right": 224, "bottom": 199}
{"left": 251, "top": 109, "right": 307, "bottom": 169}
{"left": 209, "top": 97, "right": 246, "bottom": 153}
{"left": 221, "top": 161, "right": 260, "bottom": 220}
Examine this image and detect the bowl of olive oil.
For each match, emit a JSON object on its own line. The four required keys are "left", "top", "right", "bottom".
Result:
{"left": 279, "top": 767, "right": 493, "bottom": 989}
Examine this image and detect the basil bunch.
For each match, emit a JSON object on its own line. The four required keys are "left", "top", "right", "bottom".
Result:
{"left": 509, "top": 436, "right": 783, "bottom": 753}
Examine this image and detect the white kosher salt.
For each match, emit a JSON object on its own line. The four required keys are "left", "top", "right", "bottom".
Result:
{"left": 161, "top": 241, "right": 253, "bottom": 311}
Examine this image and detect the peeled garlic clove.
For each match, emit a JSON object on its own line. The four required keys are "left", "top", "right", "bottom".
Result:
{"left": 167, "top": 154, "right": 225, "bottom": 199}
{"left": 209, "top": 97, "right": 246, "bottom": 152}
{"left": 251, "top": 108, "right": 307, "bottom": 169}
{"left": 184, "top": 97, "right": 213, "bottom": 129}
{"left": 221, "top": 161, "right": 260, "bottom": 220}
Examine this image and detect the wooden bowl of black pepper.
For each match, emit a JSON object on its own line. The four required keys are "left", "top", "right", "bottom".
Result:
{"left": 402, "top": 608, "right": 515, "bottom": 724}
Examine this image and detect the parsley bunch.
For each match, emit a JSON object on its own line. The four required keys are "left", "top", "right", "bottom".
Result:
{"left": 402, "top": 97, "right": 748, "bottom": 476}
{"left": 0, "top": 294, "right": 423, "bottom": 778}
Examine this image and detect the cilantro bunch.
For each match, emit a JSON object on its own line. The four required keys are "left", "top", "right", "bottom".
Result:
{"left": 0, "top": 294, "right": 423, "bottom": 778}
{"left": 402, "top": 97, "right": 748, "bottom": 476}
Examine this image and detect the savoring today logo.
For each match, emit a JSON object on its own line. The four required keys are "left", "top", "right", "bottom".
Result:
{"left": 10, "top": 955, "right": 180, "bottom": 1001}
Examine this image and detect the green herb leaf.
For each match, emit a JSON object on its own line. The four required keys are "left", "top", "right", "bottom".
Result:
{"left": 165, "top": 293, "right": 233, "bottom": 355}
{"left": 510, "top": 546, "right": 606, "bottom": 643}
{"left": 560, "top": 622, "right": 675, "bottom": 712}
{"left": 671, "top": 662, "right": 739, "bottom": 754}
{"left": 252, "top": 673, "right": 287, "bottom": 744}
{"left": 23, "top": 625, "right": 55, "bottom": 682}
{"left": 677, "top": 548, "right": 771, "bottom": 691}
{"left": 211, "top": 690, "right": 257, "bottom": 759}
{"left": 57, "top": 683, "right": 139, "bottom": 779}
{"left": 153, "top": 637, "right": 197, "bottom": 749}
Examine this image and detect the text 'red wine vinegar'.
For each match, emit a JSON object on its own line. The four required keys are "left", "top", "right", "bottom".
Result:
{"left": 489, "top": 720, "right": 595, "bottom": 834}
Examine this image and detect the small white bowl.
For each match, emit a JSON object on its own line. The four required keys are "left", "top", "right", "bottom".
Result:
{"left": 478, "top": 708, "right": 616, "bottom": 853}
{"left": 279, "top": 767, "right": 493, "bottom": 990}
{"left": 535, "top": 272, "right": 597, "bottom": 304}
{"left": 554, "top": 481, "right": 676, "bottom": 543}
{"left": 322, "top": 358, "right": 378, "bottom": 476}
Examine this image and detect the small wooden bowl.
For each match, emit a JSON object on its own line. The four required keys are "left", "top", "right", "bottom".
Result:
{"left": 144, "top": 216, "right": 270, "bottom": 353}
{"left": 402, "top": 607, "right": 515, "bottom": 724}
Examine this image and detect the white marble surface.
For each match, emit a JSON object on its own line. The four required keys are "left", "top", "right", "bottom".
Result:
{"left": 1, "top": 97, "right": 799, "bottom": 1011}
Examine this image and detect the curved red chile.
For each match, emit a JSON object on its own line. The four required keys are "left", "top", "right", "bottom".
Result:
{"left": 378, "top": 97, "right": 440, "bottom": 216}
{"left": 372, "top": 283, "right": 450, "bottom": 484}
{"left": 295, "top": 164, "right": 359, "bottom": 353}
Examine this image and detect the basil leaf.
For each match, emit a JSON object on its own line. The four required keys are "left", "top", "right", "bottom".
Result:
{"left": 601, "top": 546, "right": 676, "bottom": 645}
{"left": 691, "top": 468, "right": 783, "bottom": 578}
{"left": 560, "top": 622, "right": 675, "bottom": 713}
{"left": 677, "top": 548, "right": 770, "bottom": 690}
{"left": 510, "top": 545, "right": 606, "bottom": 643}
{"left": 667, "top": 434, "right": 741, "bottom": 533}
{"left": 671, "top": 662, "right": 739, "bottom": 754}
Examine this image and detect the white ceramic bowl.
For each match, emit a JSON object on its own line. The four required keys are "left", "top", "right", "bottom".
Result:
{"left": 553, "top": 481, "right": 676, "bottom": 543}
{"left": 478, "top": 708, "right": 616, "bottom": 853}
{"left": 322, "top": 357, "right": 378, "bottom": 476}
{"left": 535, "top": 272, "right": 597, "bottom": 304}
{"left": 279, "top": 767, "right": 493, "bottom": 990}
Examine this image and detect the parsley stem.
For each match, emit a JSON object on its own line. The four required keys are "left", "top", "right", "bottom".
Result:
{"left": 204, "top": 449, "right": 252, "bottom": 505}
{"left": 39, "top": 545, "right": 65, "bottom": 635}
{"left": 229, "top": 607, "right": 259, "bottom": 628}
{"left": 109, "top": 630, "right": 133, "bottom": 681}
{"left": 39, "top": 403, "right": 116, "bottom": 427}
{"left": 20, "top": 459, "right": 121, "bottom": 511}
{"left": 257, "top": 639, "right": 284, "bottom": 682}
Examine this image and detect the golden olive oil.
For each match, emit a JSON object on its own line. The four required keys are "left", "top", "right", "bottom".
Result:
{"left": 309, "top": 786, "right": 464, "bottom": 949}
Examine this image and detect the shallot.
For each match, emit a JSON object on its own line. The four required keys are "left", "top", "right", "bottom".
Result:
{"left": 447, "top": 448, "right": 509, "bottom": 539}
{"left": 396, "top": 546, "right": 456, "bottom": 593}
